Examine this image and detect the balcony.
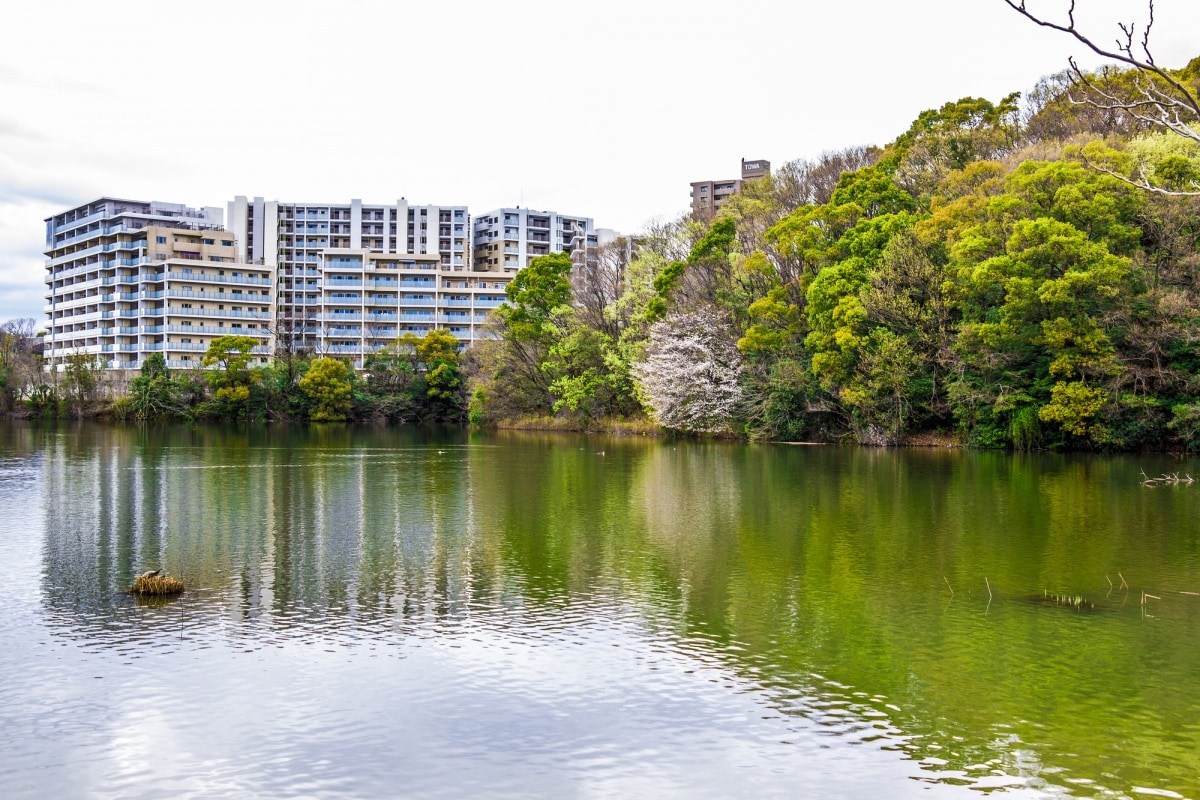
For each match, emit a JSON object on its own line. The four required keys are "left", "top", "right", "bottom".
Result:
{"left": 167, "top": 324, "right": 270, "bottom": 337}
{"left": 53, "top": 207, "right": 109, "bottom": 235}
{"left": 167, "top": 289, "right": 271, "bottom": 302}
{"left": 100, "top": 241, "right": 146, "bottom": 253}
{"left": 166, "top": 307, "right": 271, "bottom": 320}
{"left": 166, "top": 272, "right": 272, "bottom": 286}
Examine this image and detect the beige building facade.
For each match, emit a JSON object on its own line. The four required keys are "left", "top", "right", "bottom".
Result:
{"left": 44, "top": 198, "right": 274, "bottom": 371}
{"left": 307, "top": 250, "right": 511, "bottom": 366}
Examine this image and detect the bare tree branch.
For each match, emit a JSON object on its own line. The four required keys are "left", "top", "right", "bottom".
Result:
{"left": 1077, "top": 149, "right": 1200, "bottom": 196}
{"left": 1004, "top": 0, "right": 1200, "bottom": 194}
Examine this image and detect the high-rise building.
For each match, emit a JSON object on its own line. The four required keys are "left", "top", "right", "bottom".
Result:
{"left": 43, "top": 194, "right": 606, "bottom": 370}
{"left": 228, "top": 197, "right": 482, "bottom": 355}
{"left": 471, "top": 208, "right": 596, "bottom": 273}
{"left": 228, "top": 197, "right": 470, "bottom": 271}
{"left": 690, "top": 158, "right": 772, "bottom": 219}
{"left": 302, "top": 249, "right": 512, "bottom": 364}
{"left": 43, "top": 198, "right": 273, "bottom": 371}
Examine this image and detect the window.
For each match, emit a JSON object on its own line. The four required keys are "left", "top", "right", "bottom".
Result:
{"left": 156, "top": 236, "right": 167, "bottom": 244}
{"left": 203, "top": 238, "right": 215, "bottom": 245}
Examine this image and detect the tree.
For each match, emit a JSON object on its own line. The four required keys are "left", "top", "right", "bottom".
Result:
{"left": 202, "top": 335, "right": 258, "bottom": 375}
{"left": 202, "top": 335, "right": 260, "bottom": 409}
{"left": 417, "top": 329, "right": 466, "bottom": 421}
{"left": 270, "top": 310, "right": 314, "bottom": 387}
{"left": 570, "top": 238, "right": 630, "bottom": 341}
{"left": 62, "top": 353, "right": 102, "bottom": 417}
{"left": 476, "top": 253, "right": 577, "bottom": 418}
{"left": 633, "top": 306, "right": 745, "bottom": 434}
{"left": 298, "top": 357, "right": 353, "bottom": 421}
{"left": 127, "top": 353, "right": 184, "bottom": 420}
{"left": 1003, "top": 0, "right": 1200, "bottom": 194}
{"left": 894, "top": 95, "right": 1021, "bottom": 197}
{"left": 498, "top": 252, "right": 573, "bottom": 344}
{"left": 364, "top": 333, "right": 420, "bottom": 394}
{"left": 648, "top": 216, "right": 740, "bottom": 319}
{"left": 0, "top": 318, "right": 40, "bottom": 412}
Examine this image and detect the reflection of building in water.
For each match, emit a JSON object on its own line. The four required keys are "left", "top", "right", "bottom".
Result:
{"left": 38, "top": 428, "right": 493, "bottom": 641}
{"left": 41, "top": 426, "right": 168, "bottom": 598}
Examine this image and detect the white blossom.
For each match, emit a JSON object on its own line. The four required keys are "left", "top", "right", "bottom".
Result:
{"left": 633, "top": 306, "right": 744, "bottom": 433}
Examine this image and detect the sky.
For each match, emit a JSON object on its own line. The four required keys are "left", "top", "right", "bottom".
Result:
{"left": 3, "top": 0, "right": 1199, "bottom": 324}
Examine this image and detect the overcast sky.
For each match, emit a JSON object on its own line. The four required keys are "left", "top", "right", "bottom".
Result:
{"left": 3, "top": 0, "right": 1198, "bottom": 324}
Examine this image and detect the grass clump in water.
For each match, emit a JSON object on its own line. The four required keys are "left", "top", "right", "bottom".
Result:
{"left": 130, "top": 574, "right": 185, "bottom": 596}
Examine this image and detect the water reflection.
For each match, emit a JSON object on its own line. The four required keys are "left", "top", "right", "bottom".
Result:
{"left": 6, "top": 422, "right": 1200, "bottom": 798}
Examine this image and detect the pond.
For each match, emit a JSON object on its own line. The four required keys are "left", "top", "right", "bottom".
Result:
{"left": 0, "top": 423, "right": 1197, "bottom": 798}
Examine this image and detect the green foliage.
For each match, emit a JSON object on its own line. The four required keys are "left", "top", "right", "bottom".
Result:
{"left": 1168, "top": 403, "right": 1200, "bottom": 451}
{"left": 202, "top": 335, "right": 258, "bottom": 374}
{"left": 647, "top": 217, "right": 740, "bottom": 320}
{"left": 498, "top": 252, "right": 573, "bottom": 343}
{"left": 1038, "top": 381, "right": 1107, "bottom": 440}
{"left": 467, "top": 386, "right": 489, "bottom": 427}
{"left": 829, "top": 162, "right": 918, "bottom": 218}
{"left": 25, "top": 384, "right": 59, "bottom": 418}
{"left": 416, "top": 330, "right": 465, "bottom": 421}
{"left": 298, "top": 357, "right": 353, "bottom": 421}
{"left": 201, "top": 335, "right": 261, "bottom": 419}
{"left": 55, "top": 354, "right": 103, "bottom": 418}
{"left": 127, "top": 354, "right": 184, "bottom": 420}
{"left": 1010, "top": 405, "right": 1043, "bottom": 452}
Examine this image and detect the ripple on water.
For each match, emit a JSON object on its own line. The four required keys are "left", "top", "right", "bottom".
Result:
{"left": 5, "top": 428, "right": 1200, "bottom": 799}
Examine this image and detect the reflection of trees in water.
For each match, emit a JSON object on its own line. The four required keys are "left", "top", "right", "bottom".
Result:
{"left": 30, "top": 425, "right": 1200, "bottom": 794}
{"left": 477, "top": 440, "right": 1200, "bottom": 793}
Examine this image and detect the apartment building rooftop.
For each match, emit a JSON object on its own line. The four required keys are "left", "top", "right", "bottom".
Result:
{"left": 689, "top": 158, "right": 771, "bottom": 219}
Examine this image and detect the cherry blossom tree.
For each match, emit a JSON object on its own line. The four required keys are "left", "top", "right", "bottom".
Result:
{"left": 633, "top": 306, "right": 745, "bottom": 433}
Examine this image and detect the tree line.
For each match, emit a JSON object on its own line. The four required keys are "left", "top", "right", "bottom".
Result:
{"left": 1, "top": 331, "right": 468, "bottom": 425}
{"left": 5, "top": 39, "right": 1198, "bottom": 449}
{"left": 471, "top": 52, "right": 1200, "bottom": 450}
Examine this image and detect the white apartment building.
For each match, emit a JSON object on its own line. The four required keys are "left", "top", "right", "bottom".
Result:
{"left": 229, "top": 196, "right": 474, "bottom": 350}
{"left": 472, "top": 208, "right": 596, "bottom": 273}
{"left": 44, "top": 198, "right": 273, "bottom": 371}
{"left": 310, "top": 250, "right": 511, "bottom": 366}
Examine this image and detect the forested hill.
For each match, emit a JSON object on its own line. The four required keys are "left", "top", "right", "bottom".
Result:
{"left": 474, "top": 58, "right": 1200, "bottom": 450}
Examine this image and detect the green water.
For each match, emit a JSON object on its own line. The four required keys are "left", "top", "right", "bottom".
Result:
{"left": 1, "top": 422, "right": 1198, "bottom": 798}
